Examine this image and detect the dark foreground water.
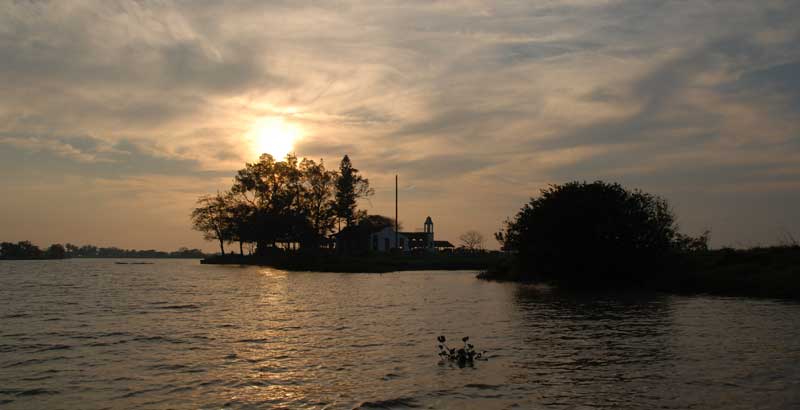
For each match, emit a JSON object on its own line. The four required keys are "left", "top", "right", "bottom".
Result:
{"left": 1, "top": 259, "right": 799, "bottom": 409}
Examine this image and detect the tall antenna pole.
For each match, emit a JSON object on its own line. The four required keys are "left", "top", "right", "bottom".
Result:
{"left": 395, "top": 174, "right": 399, "bottom": 250}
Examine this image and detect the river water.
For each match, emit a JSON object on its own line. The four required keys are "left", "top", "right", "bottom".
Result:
{"left": 1, "top": 259, "right": 799, "bottom": 409}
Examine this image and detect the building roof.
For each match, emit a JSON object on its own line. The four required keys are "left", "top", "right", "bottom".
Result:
{"left": 400, "top": 231, "right": 429, "bottom": 240}
{"left": 333, "top": 221, "right": 394, "bottom": 237}
{"left": 434, "top": 240, "right": 455, "bottom": 248}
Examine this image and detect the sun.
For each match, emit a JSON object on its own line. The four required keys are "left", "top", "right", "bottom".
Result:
{"left": 248, "top": 117, "right": 302, "bottom": 160}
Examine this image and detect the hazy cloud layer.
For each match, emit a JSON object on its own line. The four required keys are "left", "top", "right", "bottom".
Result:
{"left": 1, "top": 0, "right": 799, "bottom": 249}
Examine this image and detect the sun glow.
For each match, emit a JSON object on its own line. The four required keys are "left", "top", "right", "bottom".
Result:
{"left": 248, "top": 117, "right": 302, "bottom": 160}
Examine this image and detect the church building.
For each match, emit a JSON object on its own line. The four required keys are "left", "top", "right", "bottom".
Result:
{"left": 368, "top": 216, "right": 454, "bottom": 253}
{"left": 333, "top": 216, "right": 454, "bottom": 254}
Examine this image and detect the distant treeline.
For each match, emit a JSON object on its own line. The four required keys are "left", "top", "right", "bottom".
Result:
{"left": 0, "top": 241, "right": 207, "bottom": 260}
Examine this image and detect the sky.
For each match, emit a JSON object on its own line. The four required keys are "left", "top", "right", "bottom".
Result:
{"left": 1, "top": 0, "right": 799, "bottom": 251}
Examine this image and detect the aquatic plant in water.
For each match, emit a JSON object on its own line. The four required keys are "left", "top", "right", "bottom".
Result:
{"left": 437, "top": 336, "right": 487, "bottom": 366}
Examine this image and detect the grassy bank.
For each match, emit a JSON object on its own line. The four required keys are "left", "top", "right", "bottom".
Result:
{"left": 478, "top": 246, "right": 800, "bottom": 300}
{"left": 201, "top": 252, "right": 505, "bottom": 273}
{"left": 663, "top": 246, "right": 800, "bottom": 299}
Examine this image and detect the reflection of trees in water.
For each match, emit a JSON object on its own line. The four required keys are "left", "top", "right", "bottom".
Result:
{"left": 508, "top": 285, "right": 675, "bottom": 408}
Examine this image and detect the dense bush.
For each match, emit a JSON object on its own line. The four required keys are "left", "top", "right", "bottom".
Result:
{"left": 496, "top": 181, "right": 686, "bottom": 285}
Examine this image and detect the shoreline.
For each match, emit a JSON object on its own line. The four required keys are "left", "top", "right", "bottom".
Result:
{"left": 477, "top": 246, "right": 800, "bottom": 300}
{"left": 201, "top": 253, "right": 503, "bottom": 273}
{"left": 0, "top": 256, "right": 206, "bottom": 261}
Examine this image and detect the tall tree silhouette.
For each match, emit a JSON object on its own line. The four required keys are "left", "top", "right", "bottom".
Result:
{"left": 224, "top": 193, "right": 255, "bottom": 256}
{"left": 300, "top": 158, "right": 338, "bottom": 242}
{"left": 334, "top": 155, "right": 373, "bottom": 230}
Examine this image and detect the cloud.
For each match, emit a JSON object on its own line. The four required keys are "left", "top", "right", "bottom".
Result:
{"left": 722, "top": 60, "right": 800, "bottom": 107}
{"left": 0, "top": 135, "right": 112, "bottom": 163}
{"left": 1, "top": 0, "right": 799, "bottom": 249}
{"left": 364, "top": 154, "right": 495, "bottom": 179}
{"left": 0, "top": 133, "right": 233, "bottom": 180}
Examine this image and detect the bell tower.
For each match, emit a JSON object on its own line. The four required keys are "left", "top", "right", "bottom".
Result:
{"left": 424, "top": 216, "right": 434, "bottom": 250}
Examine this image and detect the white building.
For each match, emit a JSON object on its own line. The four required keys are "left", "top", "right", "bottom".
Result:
{"left": 369, "top": 216, "right": 437, "bottom": 252}
{"left": 334, "top": 216, "right": 454, "bottom": 254}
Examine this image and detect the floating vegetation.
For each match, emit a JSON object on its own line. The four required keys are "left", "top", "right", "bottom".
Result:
{"left": 437, "top": 336, "right": 487, "bottom": 367}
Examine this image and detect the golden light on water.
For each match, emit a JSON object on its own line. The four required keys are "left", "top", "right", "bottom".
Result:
{"left": 248, "top": 117, "right": 302, "bottom": 160}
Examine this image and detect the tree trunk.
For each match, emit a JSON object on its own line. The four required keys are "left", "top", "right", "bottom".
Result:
{"left": 218, "top": 239, "right": 225, "bottom": 255}
{"left": 239, "top": 241, "right": 244, "bottom": 256}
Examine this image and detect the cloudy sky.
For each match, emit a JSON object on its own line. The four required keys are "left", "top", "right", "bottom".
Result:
{"left": 1, "top": 0, "right": 799, "bottom": 251}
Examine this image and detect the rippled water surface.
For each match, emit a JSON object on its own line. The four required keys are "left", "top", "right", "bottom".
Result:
{"left": 2, "top": 259, "right": 800, "bottom": 409}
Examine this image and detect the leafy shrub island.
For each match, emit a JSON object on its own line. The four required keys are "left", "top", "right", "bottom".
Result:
{"left": 437, "top": 336, "right": 487, "bottom": 367}
{"left": 493, "top": 180, "right": 707, "bottom": 286}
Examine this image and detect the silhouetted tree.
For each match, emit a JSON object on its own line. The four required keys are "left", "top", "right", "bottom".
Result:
{"left": 674, "top": 230, "right": 711, "bottom": 252}
{"left": 169, "top": 247, "right": 206, "bottom": 258}
{"left": 224, "top": 194, "right": 256, "bottom": 256}
{"left": 18, "top": 241, "right": 42, "bottom": 258}
{"left": 299, "top": 158, "right": 338, "bottom": 244}
{"left": 45, "top": 244, "right": 66, "bottom": 259}
{"left": 459, "top": 230, "right": 485, "bottom": 251}
{"left": 1, "top": 242, "right": 207, "bottom": 259}
{"left": 195, "top": 154, "right": 375, "bottom": 255}
{"left": 0, "top": 241, "right": 52, "bottom": 259}
{"left": 493, "top": 231, "right": 509, "bottom": 252}
{"left": 65, "top": 243, "right": 79, "bottom": 257}
{"left": 1, "top": 242, "right": 20, "bottom": 258}
{"left": 78, "top": 244, "right": 98, "bottom": 257}
{"left": 230, "top": 154, "right": 318, "bottom": 253}
{"left": 191, "top": 193, "right": 230, "bottom": 255}
{"left": 334, "top": 155, "right": 373, "bottom": 230}
{"left": 497, "top": 181, "right": 680, "bottom": 285}
{"left": 359, "top": 214, "right": 398, "bottom": 230}
{"left": 230, "top": 154, "right": 287, "bottom": 252}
